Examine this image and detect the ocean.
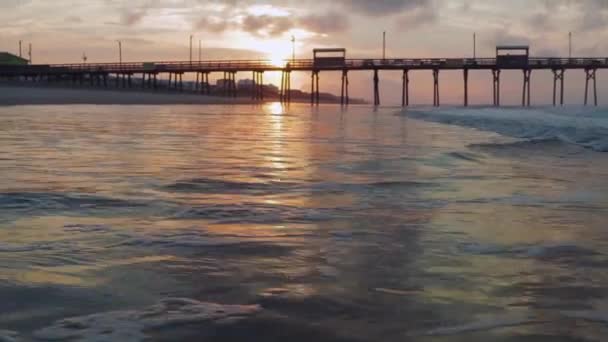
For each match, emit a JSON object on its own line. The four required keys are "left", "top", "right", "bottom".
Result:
{"left": 1, "top": 103, "right": 607, "bottom": 341}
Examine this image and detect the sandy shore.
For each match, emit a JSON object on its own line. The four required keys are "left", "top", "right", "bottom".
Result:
{"left": 0, "top": 85, "right": 262, "bottom": 105}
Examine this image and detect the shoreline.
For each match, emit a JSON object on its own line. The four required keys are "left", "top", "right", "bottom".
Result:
{"left": 0, "top": 84, "right": 265, "bottom": 106}
{"left": 0, "top": 83, "right": 366, "bottom": 106}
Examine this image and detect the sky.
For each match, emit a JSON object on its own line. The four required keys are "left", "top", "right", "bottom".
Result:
{"left": 2, "top": 0, "right": 608, "bottom": 105}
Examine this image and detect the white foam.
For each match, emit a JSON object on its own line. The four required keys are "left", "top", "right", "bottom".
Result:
{"left": 0, "top": 330, "right": 18, "bottom": 342}
{"left": 33, "top": 298, "right": 261, "bottom": 341}
{"left": 422, "top": 315, "right": 542, "bottom": 336}
{"left": 561, "top": 310, "right": 608, "bottom": 323}
{"left": 405, "top": 106, "right": 608, "bottom": 152}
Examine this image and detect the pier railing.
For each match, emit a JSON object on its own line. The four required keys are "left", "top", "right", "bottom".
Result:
{"left": 2, "top": 56, "right": 607, "bottom": 107}
{"left": 36, "top": 57, "right": 608, "bottom": 73}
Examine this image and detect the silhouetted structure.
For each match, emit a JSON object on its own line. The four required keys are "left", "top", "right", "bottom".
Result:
{"left": 1, "top": 46, "right": 606, "bottom": 106}
{"left": 0, "top": 52, "right": 28, "bottom": 65}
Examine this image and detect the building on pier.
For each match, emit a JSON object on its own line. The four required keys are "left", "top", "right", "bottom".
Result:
{"left": 0, "top": 52, "right": 29, "bottom": 65}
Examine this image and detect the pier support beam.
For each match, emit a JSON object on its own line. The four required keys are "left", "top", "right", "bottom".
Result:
{"left": 373, "top": 69, "right": 380, "bottom": 106}
{"left": 252, "top": 71, "right": 257, "bottom": 100}
{"left": 252, "top": 71, "right": 264, "bottom": 100}
{"left": 522, "top": 69, "right": 532, "bottom": 107}
{"left": 492, "top": 69, "right": 501, "bottom": 106}
{"left": 341, "top": 69, "right": 349, "bottom": 106}
{"left": 402, "top": 69, "right": 409, "bottom": 107}
{"left": 280, "top": 69, "right": 291, "bottom": 103}
{"left": 311, "top": 71, "right": 320, "bottom": 105}
{"left": 584, "top": 68, "right": 598, "bottom": 106}
{"left": 432, "top": 69, "right": 440, "bottom": 107}
{"left": 464, "top": 69, "right": 469, "bottom": 107}
{"left": 552, "top": 69, "right": 565, "bottom": 106}
{"left": 201, "top": 72, "right": 209, "bottom": 95}
{"left": 222, "top": 71, "right": 228, "bottom": 96}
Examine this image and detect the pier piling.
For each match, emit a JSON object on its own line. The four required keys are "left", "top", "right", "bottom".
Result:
{"left": 522, "top": 69, "right": 532, "bottom": 107}
{"left": 373, "top": 69, "right": 380, "bottom": 106}
{"left": 492, "top": 69, "right": 501, "bottom": 106}
{"left": 402, "top": 69, "right": 409, "bottom": 107}
{"left": 432, "top": 69, "right": 440, "bottom": 107}
{"left": 552, "top": 69, "right": 565, "bottom": 106}
{"left": 464, "top": 69, "right": 469, "bottom": 107}
{"left": 584, "top": 68, "right": 598, "bottom": 106}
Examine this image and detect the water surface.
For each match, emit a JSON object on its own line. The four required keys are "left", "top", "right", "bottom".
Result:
{"left": 1, "top": 103, "right": 608, "bottom": 341}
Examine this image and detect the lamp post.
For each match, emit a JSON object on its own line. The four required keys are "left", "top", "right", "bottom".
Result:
{"left": 116, "top": 40, "right": 122, "bottom": 64}
{"left": 189, "top": 35, "right": 193, "bottom": 64}
{"left": 82, "top": 52, "right": 88, "bottom": 65}
{"left": 382, "top": 31, "right": 386, "bottom": 59}
{"left": 19, "top": 40, "right": 22, "bottom": 58}
{"left": 198, "top": 39, "right": 202, "bottom": 62}
{"left": 28, "top": 43, "right": 32, "bottom": 64}
{"left": 473, "top": 32, "right": 476, "bottom": 59}
{"left": 569, "top": 32, "right": 572, "bottom": 58}
{"left": 291, "top": 35, "right": 295, "bottom": 62}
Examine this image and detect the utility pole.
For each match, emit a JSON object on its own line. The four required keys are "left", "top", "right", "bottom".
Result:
{"left": 116, "top": 40, "right": 122, "bottom": 64}
{"left": 382, "top": 31, "right": 386, "bottom": 59}
{"left": 291, "top": 35, "right": 295, "bottom": 62}
{"left": 19, "top": 40, "right": 22, "bottom": 58}
{"left": 189, "top": 35, "right": 193, "bottom": 64}
{"left": 569, "top": 32, "right": 572, "bottom": 58}
{"left": 473, "top": 32, "right": 476, "bottom": 59}
{"left": 28, "top": 43, "right": 32, "bottom": 64}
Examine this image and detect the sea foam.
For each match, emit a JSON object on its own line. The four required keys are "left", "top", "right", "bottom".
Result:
{"left": 405, "top": 106, "right": 608, "bottom": 152}
{"left": 33, "top": 298, "right": 261, "bottom": 341}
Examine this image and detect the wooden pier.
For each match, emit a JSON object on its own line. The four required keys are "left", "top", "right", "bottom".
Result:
{"left": 1, "top": 50, "right": 607, "bottom": 106}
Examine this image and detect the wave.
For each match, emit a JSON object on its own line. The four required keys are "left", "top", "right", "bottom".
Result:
{"left": 33, "top": 298, "right": 261, "bottom": 341}
{"left": 170, "top": 202, "right": 342, "bottom": 224}
{"left": 421, "top": 315, "right": 543, "bottom": 336}
{"left": 405, "top": 107, "right": 608, "bottom": 152}
{"left": 457, "top": 241, "right": 601, "bottom": 264}
{"left": 0, "top": 330, "right": 18, "bottom": 342}
{"left": 163, "top": 178, "right": 299, "bottom": 195}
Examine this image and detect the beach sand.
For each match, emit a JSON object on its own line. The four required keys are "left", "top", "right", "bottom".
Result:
{"left": 0, "top": 85, "right": 261, "bottom": 105}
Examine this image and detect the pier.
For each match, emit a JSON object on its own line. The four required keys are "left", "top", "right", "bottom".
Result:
{"left": 1, "top": 45, "right": 607, "bottom": 106}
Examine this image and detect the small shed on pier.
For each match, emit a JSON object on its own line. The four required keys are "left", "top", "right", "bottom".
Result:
{"left": 496, "top": 46, "right": 529, "bottom": 67}
{"left": 313, "top": 48, "right": 346, "bottom": 67}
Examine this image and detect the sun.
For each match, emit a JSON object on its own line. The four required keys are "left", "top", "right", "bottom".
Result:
{"left": 261, "top": 39, "right": 291, "bottom": 67}
{"left": 268, "top": 52, "right": 288, "bottom": 67}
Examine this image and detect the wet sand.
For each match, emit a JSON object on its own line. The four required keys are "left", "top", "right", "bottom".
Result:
{"left": 0, "top": 85, "right": 261, "bottom": 105}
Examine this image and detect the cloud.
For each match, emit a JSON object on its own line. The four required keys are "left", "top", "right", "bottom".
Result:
{"left": 121, "top": 9, "right": 147, "bottom": 26}
{"left": 65, "top": 16, "right": 83, "bottom": 23}
{"left": 241, "top": 14, "right": 293, "bottom": 37}
{"left": 298, "top": 12, "right": 350, "bottom": 33}
{"left": 394, "top": 4, "right": 436, "bottom": 29}
{"left": 342, "top": 0, "right": 433, "bottom": 16}
{"left": 485, "top": 29, "right": 531, "bottom": 47}
{"left": 195, "top": 17, "right": 232, "bottom": 33}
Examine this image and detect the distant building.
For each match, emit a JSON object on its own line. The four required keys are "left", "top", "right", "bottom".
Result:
{"left": 0, "top": 52, "right": 29, "bottom": 65}
{"left": 237, "top": 79, "right": 254, "bottom": 89}
{"left": 216, "top": 78, "right": 235, "bottom": 88}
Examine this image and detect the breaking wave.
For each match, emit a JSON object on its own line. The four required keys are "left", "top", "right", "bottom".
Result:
{"left": 405, "top": 106, "right": 608, "bottom": 152}
{"left": 33, "top": 298, "right": 261, "bottom": 341}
